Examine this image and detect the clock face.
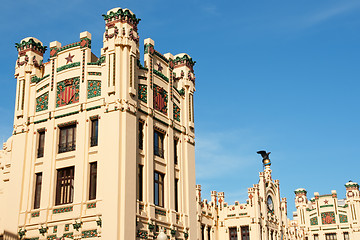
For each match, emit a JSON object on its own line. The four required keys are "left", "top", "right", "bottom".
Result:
{"left": 267, "top": 196, "right": 274, "bottom": 211}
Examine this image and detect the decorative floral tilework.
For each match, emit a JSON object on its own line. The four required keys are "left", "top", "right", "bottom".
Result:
{"left": 87, "top": 80, "right": 101, "bottom": 99}
{"left": 321, "top": 212, "right": 336, "bottom": 224}
{"left": 81, "top": 229, "right": 97, "bottom": 238}
{"left": 53, "top": 206, "right": 73, "bottom": 214}
{"left": 138, "top": 84, "right": 147, "bottom": 103}
{"left": 310, "top": 217, "right": 318, "bottom": 225}
{"left": 36, "top": 92, "right": 49, "bottom": 112}
{"left": 153, "top": 84, "right": 168, "bottom": 115}
{"left": 173, "top": 103, "right": 180, "bottom": 122}
{"left": 56, "top": 77, "right": 80, "bottom": 107}
{"left": 137, "top": 230, "right": 148, "bottom": 239}
{"left": 339, "top": 214, "right": 348, "bottom": 223}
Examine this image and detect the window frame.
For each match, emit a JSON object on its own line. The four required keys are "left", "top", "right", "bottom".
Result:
{"left": 138, "top": 164, "right": 143, "bottom": 201}
{"left": 241, "top": 226, "right": 250, "bottom": 240}
{"left": 154, "top": 130, "right": 164, "bottom": 158}
{"left": 33, "top": 172, "right": 42, "bottom": 209}
{"left": 37, "top": 130, "right": 45, "bottom": 158}
{"left": 58, "top": 124, "right": 76, "bottom": 153}
{"left": 90, "top": 118, "right": 98, "bottom": 147}
{"left": 154, "top": 171, "right": 165, "bottom": 207}
{"left": 55, "top": 167, "right": 75, "bottom": 206}
{"left": 175, "top": 178, "right": 179, "bottom": 212}
{"left": 139, "top": 121, "right": 144, "bottom": 150}
{"left": 174, "top": 138, "right": 178, "bottom": 165}
{"left": 88, "top": 162, "right": 97, "bottom": 200}
{"left": 229, "top": 227, "right": 238, "bottom": 240}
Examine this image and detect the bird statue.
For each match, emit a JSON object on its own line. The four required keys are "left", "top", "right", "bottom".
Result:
{"left": 257, "top": 150, "right": 271, "bottom": 166}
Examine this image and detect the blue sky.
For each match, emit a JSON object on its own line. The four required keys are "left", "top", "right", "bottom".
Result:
{"left": 1, "top": 0, "right": 360, "bottom": 216}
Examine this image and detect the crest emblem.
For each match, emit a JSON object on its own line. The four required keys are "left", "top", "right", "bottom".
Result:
{"left": 56, "top": 77, "right": 80, "bottom": 107}
{"left": 153, "top": 85, "right": 168, "bottom": 115}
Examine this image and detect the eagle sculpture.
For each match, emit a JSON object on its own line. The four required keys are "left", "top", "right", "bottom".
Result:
{"left": 257, "top": 150, "right": 271, "bottom": 160}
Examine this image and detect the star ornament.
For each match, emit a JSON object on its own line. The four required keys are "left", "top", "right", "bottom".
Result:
{"left": 324, "top": 200, "right": 329, "bottom": 204}
{"left": 65, "top": 53, "right": 75, "bottom": 64}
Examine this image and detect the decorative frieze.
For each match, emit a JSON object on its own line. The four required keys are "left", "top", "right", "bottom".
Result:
{"left": 36, "top": 92, "right": 49, "bottom": 112}
{"left": 155, "top": 208, "right": 166, "bottom": 216}
{"left": 138, "top": 84, "right": 147, "bottom": 103}
{"left": 15, "top": 38, "right": 47, "bottom": 55}
{"left": 81, "top": 229, "right": 97, "bottom": 238}
{"left": 53, "top": 206, "right": 73, "bottom": 214}
{"left": 153, "top": 69, "right": 169, "bottom": 82}
{"left": 87, "top": 56, "right": 105, "bottom": 66}
{"left": 87, "top": 202, "right": 96, "bottom": 209}
{"left": 88, "top": 72, "right": 102, "bottom": 76}
{"left": 31, "top": 211, "right": 40, "bottom": 218}
{"left": 63, "top": 232, "right": 73, "bottom": 238}
{"left": 32, "top": 74, "right": 50, "bottom": 84}
{"left": 173, "top": 103, "right": 180, "bottom": 122}
{"left": 56, "top": 62, "right": 80, "bottom": 72}
{"left": 36, "top": 83, "right": 49, "bottom": 93}
{"left": 321, "top": 212, "right": 336, "bottom": 224}
{"left": 87, "top": 80, "right": 101, "bottom": 99}
{"left": 137, "top": 230, "right": 148, "bottom": 239}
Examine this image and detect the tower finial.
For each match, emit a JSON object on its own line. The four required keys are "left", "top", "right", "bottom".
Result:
{"left": 257, "top": 150, "right": 271, "bottom": 167}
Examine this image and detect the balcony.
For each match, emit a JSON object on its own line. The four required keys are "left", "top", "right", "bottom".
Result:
{"left": 90, "top": 136, "right": 98, "bottom": 147}
{"left": 37, "top": 147, "right": 44, "bottom": 158}
{"left": 58, "top": 141, "right": 76, "bottom": 153}
{"left": 154, "top": 146, "right": 164, "bottom": 158}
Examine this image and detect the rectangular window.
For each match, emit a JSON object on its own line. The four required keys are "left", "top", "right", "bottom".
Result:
{"left": 89, "top": 162, "right": 97, "bottom": 200}
{"left": 59, "top": 124, "right": 76, "bottom": 153}
{"left": 325, "top": 233, "right": 337, "bottom": 240}
{"left": 241, "top": 226, "right": 250, "bottom": 240}
{"left": 139, "top": 121, "right": 144, "bottom": 150}
{"left": 154, "top": 171, "right": 164, "bottom": 207}
{"left": 154, "top": 130, "right": 164, "bottom": 158}
{"left": 229, "top": 227, "right": 238, "bottom": 240}
{"left": 175, "top": 178, "right": 179, "bottom": 211}
{"left": 201, "top": 225, "right": 205, "bottom": 240}
{"left": 33, "top": 173, "right": 42, "bottom": 209}
{"left": 138, "top": 165, "right": 143, "bottom": 201}
{"left": 55, "top": 167, "right": 74, "bottom": 205}
{"left": 314, "top": 234, "right": 319, "bottom": 240}
{"left": 174, "top": 139, "right": 178, "bottom": 165}
{"left": 37, "top": 131, "right": 45, "bottom": 158}
{"left": 90, "top": 118, "right": 98, "bottom": 147}
{"left": 343, "top": 233, "right": 349, "bottom": 240}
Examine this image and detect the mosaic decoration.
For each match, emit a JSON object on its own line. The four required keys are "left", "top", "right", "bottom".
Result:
{"left": 36, "top": 92, "right": 49, "bottom": 112}
{"left": 173, "top": 54, "right": 196, "bottom": 71}
{"left": 32, "top": 74, "right": 50, "bottom": 84}
{"left": 153, "top": 85, "right": 168, "bottom": 115}
{"left": 56, "top": 62, "right": 80, "bottom": 73}
{"left": 102, "top": 8, "right": 140, "bottom": 31}
{"left": 87, "top": 202, "right": 96, "bottom": 209}
{"left": 153, "top": 69, "right": 169, "bottom": 82}
{"left": 53, "top": 206, "right": 73, "bottom": 214}
{"left": 339, "top": 214, "right": 348, "bottom": 223}
{"left": 137, "top": 230, "right": 148, "bottom": 239}
{"left": 15, "top": 38, "right": 47, "bottom": 55}
{"left": 310, "top": 217, "right": 318, "bottom": 225}
{"left": 31, "top": 211, "right": 40, "bottom": 218}
{"left": 87, "top": 80, "right": 101, "bottom": 99}
{"left": 53, "top": 226, "right": 57, "bottom": 233}
{"left": 88, "top": 72, "right": 101, "bottom": 76}
{"left": 87, "top": 56, "right": 105, "bottom": 66}
{"left": 81, "top": 229, "right": 97, "bottom": 238}
{"left": 138, "top": 84, "right": 147, "bottom": 103}
{"left": 321, "top": 212, "right": 336, "bottom": 224}
{"left": 65, "top": 224, "right": 70, "bottom": 231}
{"left": 47, "top": 235, "right": 56, "bottom": 240}
{"left": 63, "top": 232, "right": 73, "bottom": 238}
{"left": 155, "top": 208, "right": 166, "bottom": 216}
{"left": 56, "top": 77, "right": 80, "bottom": 107}
{"left": 173, "top": 103, "right": 180, "bottom": 122}
{"left": 36, "top": 83, "right": 49, "bottom": 93}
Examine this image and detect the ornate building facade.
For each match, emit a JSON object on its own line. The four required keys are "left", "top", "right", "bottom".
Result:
{"left": 196, "top": 157, "right": 289, "bottom": 240}
{"left": 290, "top": 182, "right": 360, "bottom": 240}
{"left": 0, "top": 7, "right": 197, "bottom": 240}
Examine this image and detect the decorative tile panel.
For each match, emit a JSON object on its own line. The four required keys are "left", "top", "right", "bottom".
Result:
{"left": 87, "top": 202, "right": 96, "bottom": 209}
{"left": 31, "top": 211, "right": 40, "bottom": 218}
{"left": 155, "top": 208, "right": 166, "bottom": 216}
{"left": 53, "top": 206, "right": 73, "bottom": 214}
{"left": 138, "top": 84, "right": 147, "bottom": 103}
{"left": 153, "top": 84, "right": 168, "bottom": 115}
{"left": 36, "top": 92, "right": 49, "bottom": 112}
{"left": 321, "top": 212, "right": 336, "bottom": 224}
{"left": 47, "top": 235, "right": 56, "bottom": 240}
{"left": 137, "top": 230, "right": 148, "bottom": 239}
{"left": 65, "top": 224, "right": 70, "bottom": 231}
{"left": 56, "top": 77, "right": 80, "bottom": 107}
{"left": 56, "top": 62, "right": 80, "bottom": 72}
{"left": 173, "top": 103, "right": 180, "bottom": 122}
{"left": 88, "top": 72, "right": 101, "bottom": 76}
{"left": 37, "top": 83, "right": 49, "bottom": 93}
{"left": 87, "top": 80, "right": 101, "bottom": 99}
{"left": 63, "top": 232, "right": 73, "bottom": 238}
{"left": 81, "top": 229, "right": 97, "bottom": 238}
{"left": 339, "top": 214, "right": 348, "bottom": 223}
{"left": 310, "top": 217, "right": 318, "bottom": 225}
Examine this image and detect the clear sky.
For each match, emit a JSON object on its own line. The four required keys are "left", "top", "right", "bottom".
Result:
{"left": 1, "top": 0, "right": 359, "bottom": 216}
